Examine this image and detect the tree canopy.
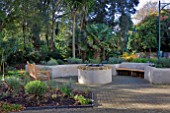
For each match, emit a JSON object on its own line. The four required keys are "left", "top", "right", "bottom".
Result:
{"left": 0, "top": 0, "right": 139, "bottom": 65}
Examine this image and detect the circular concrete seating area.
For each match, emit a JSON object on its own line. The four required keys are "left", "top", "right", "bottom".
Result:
{"left": 25, "top": 62, "right": 170, "bottom": 84}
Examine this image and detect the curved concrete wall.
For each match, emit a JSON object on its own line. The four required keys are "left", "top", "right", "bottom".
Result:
{"left": 26, "top": 63, "right": 170, "bottom": 84}
{"left": 144, "top": 66, "right": 170, "bottom": 84}
{"left": 78, "top": 66, "right": 112, "bottom": 85}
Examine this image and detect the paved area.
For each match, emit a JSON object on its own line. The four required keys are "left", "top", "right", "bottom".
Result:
{"left": 13, "top": 76, "right": 170, "bottom": 113}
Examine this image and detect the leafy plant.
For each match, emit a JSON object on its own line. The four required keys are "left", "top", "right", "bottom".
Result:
{"left": 130, "top": 58, "right": 147, "bottom": 63}
{"left": 89, "top": 59, "right": 101, "bottom": 64}
{"left": 155, "top": 58, "right": 170, "bottom": 68}
{"left": 47, "top": 80, "right": 58, "bottom": 90}
{"left": 46, "top": 58, "right": 58, "bottom": 65}
{"left": 108, "top": 57, "right": 125, "bottom": 64}
{"left": 51, "top": 94, "right": 57, "bottom": 100}
{"left": 121, "top": 52, "right": 138, "bottom": 60}
{"left": 5, "top": 77, "right": 22, "bottom": 94}
{"left": 67, "top": 57, "right": 82, "bottom": 64}
{"left": 74, "top": 94, "right": 92, "bottom": 105}
{"left": 24, "top": 80, "right": 48, "bottom": 97}
{"left": 60, "top": 84, "right": 73, "bottom": 97}
{"left": 0, "top": 102, "right": 25, "bottom": 112}
{"left": 57, "top": 59, "right": 65, "bottom": 65}
{"left": 60, "top": 79, "right": 74, "bottom": 96}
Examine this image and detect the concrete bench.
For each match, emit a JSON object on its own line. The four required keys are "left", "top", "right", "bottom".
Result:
{"left": 115, "top": 62, "right": 150, "bottom": 78}
{"left": 116, "top": 67, "right": 144, "bottom": 78}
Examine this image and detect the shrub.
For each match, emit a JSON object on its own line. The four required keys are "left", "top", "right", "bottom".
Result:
{"left": 89, "top": 59, "right": 101, "bottom": 64}
{"left": 24, "top": 80, "right": 48, "bottom": 97}
{"left": 121, "top": 52, "right": 138, "bottom": 60}
{"left": 47, "top": 80, "right": 58, "bottom": 90}
{"left": 46, "top": 58, "right": 58, "bottom": 65}
{"left": 57, "top": 59, "right": 65, "bottom": 65}
{"left": 67, "top": 57, "right": 82, "bottom": 64}
{"left": 40, "top": 61, "right": 47, "bottom": 65}
{"left": 5, "top": 77, "right": 22, "bottom": 93}
{"left": 149, "top": 58, "right": 158, "bottom": 64}
{"left": 74, "top": 95, "right": 92, "bottom": 105}
{"left": 155, "top": 58, "right": 170, "bottom": 68}
{"left": 108, "top": 57, "right": 125, "bottom": 64}
{"left": 60, "top": 79, "right": 73, "bottom": 96}
{"left": 0, "top": 102, "right": 25, "bottom": 113}
{"left": 130, "top": 58, "right": 147, "bottom": 63}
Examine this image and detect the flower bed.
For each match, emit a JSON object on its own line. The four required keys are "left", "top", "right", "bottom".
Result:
{"left": 0, "top": 78, "right": 93, "bottom": 112}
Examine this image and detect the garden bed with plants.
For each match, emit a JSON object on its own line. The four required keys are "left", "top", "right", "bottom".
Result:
{"left": 0, "top": 76, "right": 93, "bottom": 113}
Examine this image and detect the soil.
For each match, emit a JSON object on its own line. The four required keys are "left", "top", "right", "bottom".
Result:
{"left": 0, "top": 82, "right": 92, "bottom": 108}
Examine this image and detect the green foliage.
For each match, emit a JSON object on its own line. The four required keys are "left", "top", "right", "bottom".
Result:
{"left": 148, "top": 58, "right": 158, "bottom": 64}
{"left": 108, "top": 57, "right": 125, "bottom": 64}
{"left": 86, "top": 23, "right": 115, "bottom": 60}
{"left": 67, "top": 57, "right": 82, "bottom": 64}
{"left": 46, "top": 58, "right": 58, "bottom": 65}
{"left": 89, "top": 59, "right": 101, "bottom": 64}
{"left": 60, "top": 79, "right": 73, "bottom": 96}
{"left": 57, "top": 59, "right": 65, "bottom": 65}
{"left": 0, "top": 102, "right": 25, "bottom": 113}
{"left": 155, "top": 58, "right": 170, "bottom": 68}
{"left": 74, "top": 94, "right": 92, "bottom": 105}
{"left": 130, "top": 58, "right": 147, "bottom": 63}
{"left": 60, "top": 84, "right": 73, "bottom": 96}
{"left": 24, "top": 80, "right": 48, "bottom": 97}
{"left": 5, "top": 77, "right": 22, "bottom": 93}
{"left": 47, "top": 80, "right": 58, "bottom": 90}
{"left": 26, "top": 51, "right": 42, "bottom": 63}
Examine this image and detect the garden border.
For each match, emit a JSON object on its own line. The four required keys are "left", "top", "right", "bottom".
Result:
{"left": 24, "top": 92, "right": 94, "bottom": 111}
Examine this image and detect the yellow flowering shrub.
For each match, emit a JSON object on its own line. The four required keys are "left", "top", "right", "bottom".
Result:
{"left": 121, "top": 52, "right": 138, "bottom": 60}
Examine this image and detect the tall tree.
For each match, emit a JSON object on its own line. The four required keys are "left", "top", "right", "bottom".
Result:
{"left": 89, "top": 0, "right": 139, "bottom": 51}
{"left": 132, "top": 1, "right": 158, "bottom": 24}
{"left": 86, "top": 23, "right": 115, "bottom": 60}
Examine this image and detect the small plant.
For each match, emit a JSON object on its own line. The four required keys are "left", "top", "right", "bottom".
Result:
{"left": 130, "top": 58, "right": 147, "bottom": 63}
{"left": 121, "top": 52, "right": 137, "bottom": 60}
{"left": 5, "top": 77, "right": 22, "bottom": 94}
{"left": 155, "top": 58, "right": 170, "bottom": 68}
{"left": 57, "top": 59, "right": 64, "bottom": 65}
{"left": 40, "top": 61, "right": 47, "bottom": 65}
{"left": 108, "top": 57, "right": 125, "bottom": 64}
{"left": 89, "top": 59, "right": 101, "bottom": 64}
{"left": 74, "top": 94, "right": 92, "bottom": 105}
{"left": 0, "top": 102, "right": 25, "bottom": 112}
{"left": 51, "top": 94, "right": 57, "bottom": 100}
{"left": 47, "top": 80, "right": 58, "bottom": 90}
{"left": 46, "top": 58, "right": 58, "bottom": 65}
{"left": 24, "top": 80, "right": 48, "bottom": 97}
{"left": 60, "top": 84, "right": 73, "bottom": 97}
{"left": 60, "top": 79, "right": 74, "bottom": 96}
{"left": 67, "top": 57, "right": 82, "bottom": 64}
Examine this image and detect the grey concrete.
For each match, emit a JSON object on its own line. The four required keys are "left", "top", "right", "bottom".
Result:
{"left": 25, "top": 63, "right": 170, "bottom": 84}
{"left": 78, "top": 66, "right": 112, "bottom": 85}
{"left": 13, "top": 76, "right": 170, "bottom": 113}
{"left": 145, "top": 66, "right": 170, "bottom": 84}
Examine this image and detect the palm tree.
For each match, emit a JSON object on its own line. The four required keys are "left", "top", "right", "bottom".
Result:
{"left": 64, "top": 0, "right": 95, "bottom": 58}
{"left": 86, "top": 23, "right": 115, "bottom": 61}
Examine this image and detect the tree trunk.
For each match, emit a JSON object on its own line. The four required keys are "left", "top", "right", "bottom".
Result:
{"left": 81, "top": 50, "right": 86, "bottom": 63}
{"left": 72, "top": 13, "right": 76, "bottom": 58}
{"left": 50, "top": 10, "right": 56, "bottom": 52}
{"left": 45, "top": 31, "right": 49, "bottom": 49}
{"left": 101, "top": 48, "right": 106, "bottom": 61}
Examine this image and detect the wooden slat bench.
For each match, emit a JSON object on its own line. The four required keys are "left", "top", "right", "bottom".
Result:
{"left": 116, "top": 68, "right": 144, "bottom": 78}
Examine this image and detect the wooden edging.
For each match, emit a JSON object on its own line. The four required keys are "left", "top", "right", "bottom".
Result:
{"left": 25, "top": 92, "right": 94, "bottom": 111}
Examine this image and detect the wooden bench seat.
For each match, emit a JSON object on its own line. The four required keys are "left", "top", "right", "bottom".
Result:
{"left": 116, "top": 68, "right": 144, "bottom": 78}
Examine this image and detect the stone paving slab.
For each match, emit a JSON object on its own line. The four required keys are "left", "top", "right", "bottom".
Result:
{"left": 12, "top": 76, "right": 170, "bottom": 113}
